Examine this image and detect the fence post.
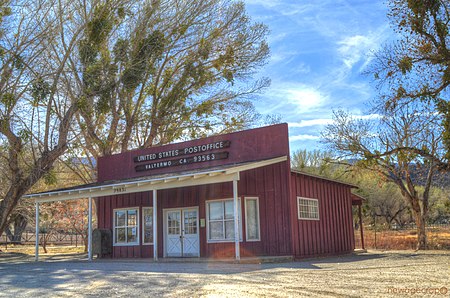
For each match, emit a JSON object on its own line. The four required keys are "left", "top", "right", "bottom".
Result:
{"left": 374, "top": 215, "right": 377, "bottom": 250}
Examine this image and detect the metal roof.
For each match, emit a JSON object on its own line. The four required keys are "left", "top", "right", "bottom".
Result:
{"left": 290, "top": 169, "right": 358, "bottom": 188}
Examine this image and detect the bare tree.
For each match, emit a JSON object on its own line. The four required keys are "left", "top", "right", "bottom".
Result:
{"left": 369, "top": 0, "right": 450, "bottom": 168}
{"left": 323, "top": 101, "right": 444, "bottom": 249}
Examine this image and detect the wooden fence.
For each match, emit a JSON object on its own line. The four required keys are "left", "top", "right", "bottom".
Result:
{"left": 0, "top": 230, "right": 86, "bottom": 248}
{"left": 354, "top": 224, "right": 450, "bottom": 250}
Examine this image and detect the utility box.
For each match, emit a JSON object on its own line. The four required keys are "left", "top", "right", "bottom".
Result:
{"left": 92, "top": 228, "right": 112, "bottom": 258}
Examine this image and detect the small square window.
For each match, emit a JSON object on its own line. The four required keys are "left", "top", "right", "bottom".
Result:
{"left": 297, "top": 197, "right": 319, "bottom": 220}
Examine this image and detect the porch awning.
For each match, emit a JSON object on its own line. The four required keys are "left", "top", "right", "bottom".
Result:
{"left": 23, "top": 156, "right": 287, "bottom": 203}
{"left": 351, "top": 193, "right": 366, "bottom": 206}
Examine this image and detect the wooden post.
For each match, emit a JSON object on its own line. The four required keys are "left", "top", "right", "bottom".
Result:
{"left": 88, "top": 197, "right": 93, "bottom": 261}
{"left": 358, "top": 204, "right": 365, "bottom": 250}
{"left": 233, "top": 178, "right": 240, "bottom": 261}
{"left": 35, "top": 201, "right": 39, "bottom": 262}
{"left": 153, "top": 189, "right": 158, "bottom": 261}
{"left": 374, "top": 214, "right": 377, "bottom": 249}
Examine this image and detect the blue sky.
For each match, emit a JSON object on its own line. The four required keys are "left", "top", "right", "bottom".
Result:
{"left": 244, "top": 0, "right": 393, "bottom": 153}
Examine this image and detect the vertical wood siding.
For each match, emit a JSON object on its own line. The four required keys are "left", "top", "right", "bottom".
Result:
{"left": 96, "top": 161, "right": 293, "bottom": 258}
{"left": 290, "top": 172, "right": 355, "bottom": 258}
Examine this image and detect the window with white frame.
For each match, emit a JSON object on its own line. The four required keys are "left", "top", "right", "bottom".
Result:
{"left": 142, "top": 207, "right": 153, "bottom": 244}
{"left": 114, "top": 208, "right": 139, "bottom": 245}
{"left": 245, "top": 197, "right": 260, "bottom": 241}
{"left": 206, "top": 199, "right": 242, "bottom": 242}
{"left": 297, "top": 197, "right": 319, "bottom": 220}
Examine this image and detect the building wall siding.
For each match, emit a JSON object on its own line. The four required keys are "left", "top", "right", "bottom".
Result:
{"left": 97, "top": 124, "right": 290, "bottom": 182}
{"left": 96, "top": 161, "right": 293, "bottom": 258}
{"left": 290, "top": 172, "right": 355, "bottom": 258}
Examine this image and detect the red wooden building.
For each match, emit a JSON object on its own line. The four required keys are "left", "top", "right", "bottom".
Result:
{"left": 26, "top": 124, "right": 359, "bottom": 260}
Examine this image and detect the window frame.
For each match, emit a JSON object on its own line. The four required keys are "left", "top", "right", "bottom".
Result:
{"left": 113, "top": 207, "right": 140, "bottom": 246}
{"left": 206, "top": 198, "right": 242, "bottom": 243}
{"left": 297, "top": 197, "right": 320, "bottom": 220}
{"left": 142, "top": 207, "right": 154, "bottom": 245}
{"left": 244, "top": 197, "right": 261, "bottom": 242}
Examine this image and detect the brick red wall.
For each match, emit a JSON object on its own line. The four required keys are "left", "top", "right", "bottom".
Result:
{"left": 97, "top": 123, "right": 290, "bottom": 182}
{"left": 96, "top": 162, "right": 293, "bottom": 258}
{"left": 290, "top": 172, "right": 355, "bottom": 258}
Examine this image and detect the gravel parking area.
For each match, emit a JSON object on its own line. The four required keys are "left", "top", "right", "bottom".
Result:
{"left": 0, "top": 250, "right": 449, "bottom": 297}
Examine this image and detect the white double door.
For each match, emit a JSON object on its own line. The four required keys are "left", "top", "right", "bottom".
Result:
{"left": 165, "top": 208, "right": 199, "bottom": 257}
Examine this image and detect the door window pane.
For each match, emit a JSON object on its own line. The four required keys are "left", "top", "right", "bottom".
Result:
{"left": 168, "top": 212, "right": 180, "bottom": 235}
{"left": 184, "top": 211, "right": 197, "bottom": 235}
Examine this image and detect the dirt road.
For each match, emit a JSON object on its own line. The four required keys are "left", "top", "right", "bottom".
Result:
{"left": 0, "top": 250, "right": 449, "bottom": 297}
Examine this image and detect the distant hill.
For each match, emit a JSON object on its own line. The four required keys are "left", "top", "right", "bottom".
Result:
{"left": 409, "top": 164, "right": 450, "bottom": 188}
{"left": 333, "top": 159, "right": 450, "bottom": 188}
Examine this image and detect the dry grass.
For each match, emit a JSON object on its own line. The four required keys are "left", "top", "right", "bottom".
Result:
{"left": 356, "top": 227, "right": 450, "bottom": 250}
{"left": 0, "top": 244, "right": 85, "bottom": 255}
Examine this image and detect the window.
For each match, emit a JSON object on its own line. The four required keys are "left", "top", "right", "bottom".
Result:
{"left": 206, "top": 199, "right": 242, "bottom": 242}
{"left": 142, "top": 207, "right": 153, "bottom": 244}
{"left": 114, "top": 208, "right": 139, "bottom": 245}
{"left": 297, "top": 197, "right": 319, "bottom": 220}
{"left": 245, "top": 197, "right": 260, "bottom": 241}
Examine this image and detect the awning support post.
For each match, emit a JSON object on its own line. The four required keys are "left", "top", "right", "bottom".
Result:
{"left": 233, "top": 177, "right": 240, "bottom": 261}
{"left": 88, "top": 197, "right": 93, "bottom": 261}
{"left": 358, "top": 204, "right": 365, "bottom": 250}
{"left": 35, "top": 200, "right": 39, "bottom": 262}
{"left": 153, "top": 189, "right": 158, "bottom": 261}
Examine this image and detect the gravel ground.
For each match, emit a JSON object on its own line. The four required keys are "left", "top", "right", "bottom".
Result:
{"left": 0, "top": 250, "right": 449, "bottom": 297}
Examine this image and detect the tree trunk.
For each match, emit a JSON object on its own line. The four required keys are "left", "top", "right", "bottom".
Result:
{"left": 0, "top": 184, "right": 28, "bottom": 237}
{"left": 12, "top": 214, "right": 28, "bottom": 243}
{"left": 415, "top": 214, "right": 427, "bottom": 250}
{"left": 412, "top": 203, "right": 427, "bottom": 250}
{"left": 83, "top": 236, "right": 88, "bottom": 253}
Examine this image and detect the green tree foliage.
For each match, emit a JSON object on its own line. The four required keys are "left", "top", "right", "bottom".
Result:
{"left": 72, "top": 0, "right": 269, "bottom": 157}
{"left": 0, "top": 0, "right": 85, "bottom": 237}
{"left": 353, "top": 172, "right": 410, "bottom": 229}
{"left": 291, "top": 149, "right": 337, "bottom": 178}
{"left": 0, "top": 0, "right": 269, "bottom": 237}
{"left": 371, "top": 0, "right": 450, "bottom": 164}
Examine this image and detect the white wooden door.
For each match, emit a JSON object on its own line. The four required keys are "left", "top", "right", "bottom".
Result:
{"left": 165, "top": 208, "right": 199, "bottom": 257}
{"left": 182, "top": 209, "right": 199, "bottom": 257}
{"left": 166, "top": 210, "right": 182, "bottom": 257}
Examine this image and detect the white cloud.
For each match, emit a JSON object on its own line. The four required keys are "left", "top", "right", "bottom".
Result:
{"left": 259, "top": 83, "right": 328, "bottom": 116}
{"left": 288, "top": 118, "right": 333, "bottom": 128}
{"left": 289, "top": 134, "right": 321, "bottom": 142}
{"left": 244, "top": 0, "right": 282, "bottom": 9}
{"left": 284, "top": 86, "right": 327, "bottom": 112}
{"left": 337, "top": 27, "right": 388, "bottom": 71}
{"left": 338, "top": 35, "right": 371, "bottom": 69}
